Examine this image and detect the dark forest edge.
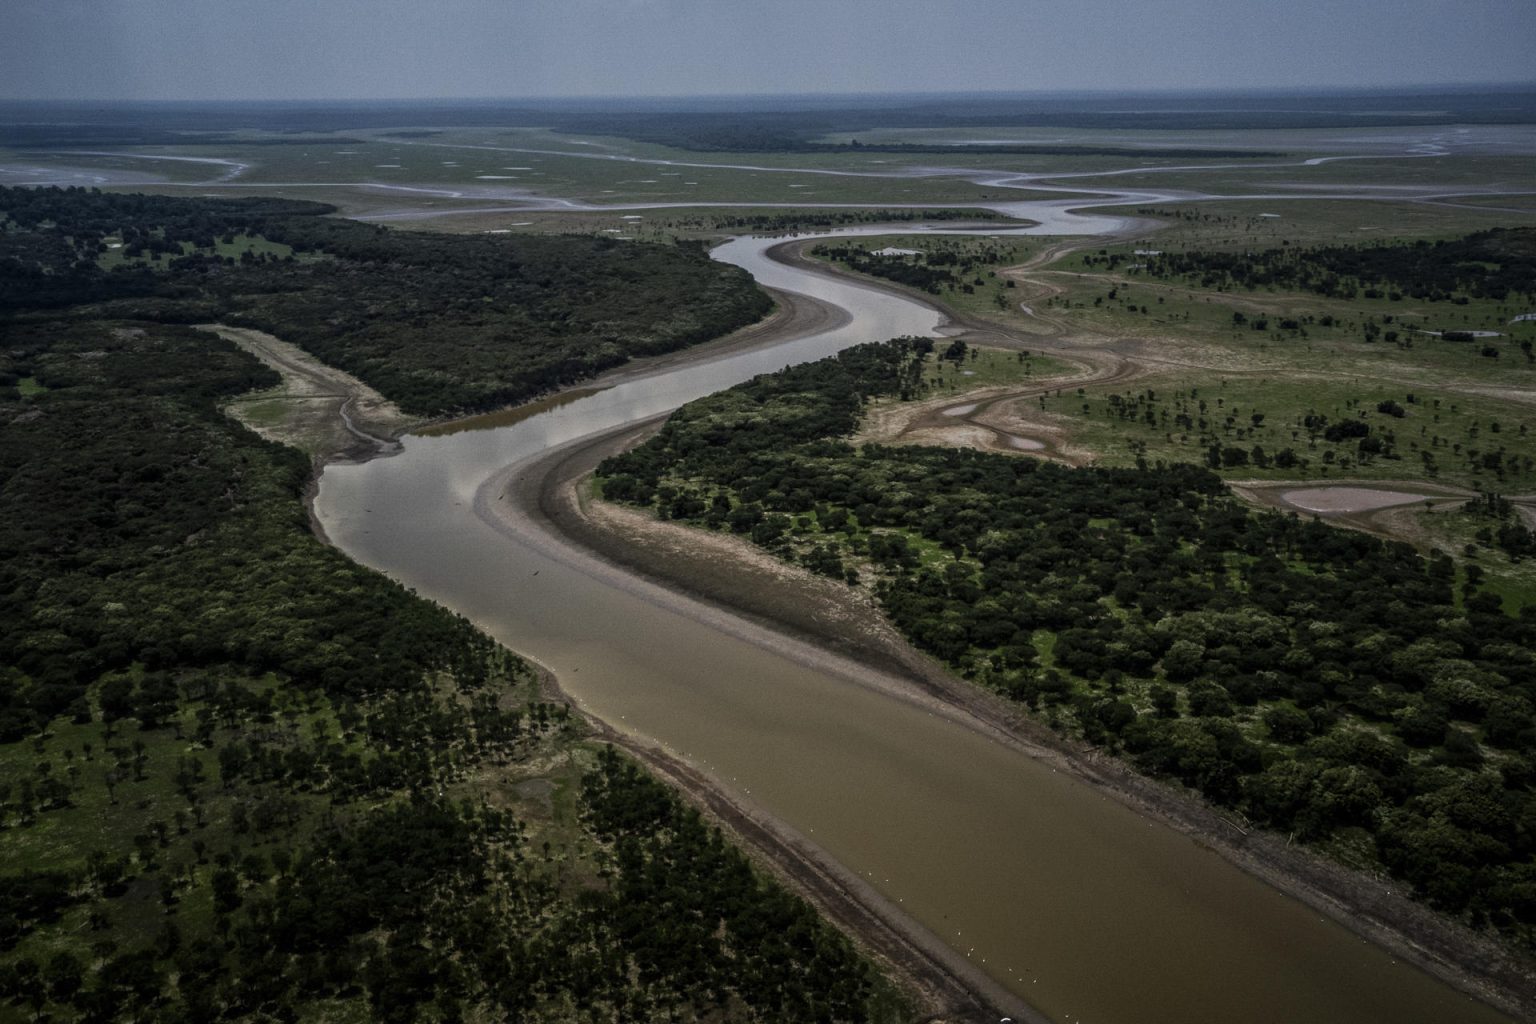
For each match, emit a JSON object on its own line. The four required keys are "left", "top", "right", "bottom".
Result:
{"left": 598, "top": 337, "right": 1536, "bottom": 956}
{"left": 0, "top": 246, "right": 901, "bottom": 1017}
{"left": 1118, "top": 227, "right": 1536, "bottom": 307}
{"left": 0, "top": 187, "right": 772, "bottom": 416}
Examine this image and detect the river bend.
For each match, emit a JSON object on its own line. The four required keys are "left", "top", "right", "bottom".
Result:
{"left": 314, "top": 220, "right": 1512, "bottom": 1024}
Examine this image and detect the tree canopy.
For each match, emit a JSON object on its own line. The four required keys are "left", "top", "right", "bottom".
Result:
{"left": 0, "top": 186, "right": 771, "bottom": 415}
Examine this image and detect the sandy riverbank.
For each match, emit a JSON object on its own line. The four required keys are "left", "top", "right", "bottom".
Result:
{"left": 205, "top": 323, "right": 418, "bottom": 459}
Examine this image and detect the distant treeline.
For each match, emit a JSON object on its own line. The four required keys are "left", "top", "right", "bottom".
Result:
{"left": 703, "top": 208, "right": 997, "bottom": 232}
{"left": 0, "top": 125, "right": 366, "bottom": 148}
{"left": 0, "top": 186, "right": 771, "bottom": 415}
{"left": 1126, "top": 227, "right": 1536, "bottom": 304}
{"left": 8, "top": 88, "right": 1534, "bottom": 150}
{"left": 602, "top": 339, "right": 1536, "bottom": 951}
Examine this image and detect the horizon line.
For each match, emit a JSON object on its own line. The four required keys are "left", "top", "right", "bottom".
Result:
{"left": 4, "top": 81, "right": 1536, "bottom": 109}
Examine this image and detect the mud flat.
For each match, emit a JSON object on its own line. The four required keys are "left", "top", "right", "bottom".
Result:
{"left": 1282, "top": 486, "right": 1437, "bottom": 514}
{"left": 1230, "top": 479, "right": 1478, "bottom": 548}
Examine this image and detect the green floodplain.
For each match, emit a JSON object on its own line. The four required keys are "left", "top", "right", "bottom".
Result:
{"left": 4, "top": 93, "right": 1536, "bottom": 1021}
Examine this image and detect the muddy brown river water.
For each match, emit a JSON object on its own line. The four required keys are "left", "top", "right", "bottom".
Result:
{"left": 314, "top": 230, "right": 1513, "bottom": 1024}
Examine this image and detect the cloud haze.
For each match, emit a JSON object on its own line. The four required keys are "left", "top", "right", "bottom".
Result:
{"left": 3, "top": 0, "right": 1533, "bottom": 101}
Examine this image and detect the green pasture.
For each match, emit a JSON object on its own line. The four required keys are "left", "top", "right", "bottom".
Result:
{"left": 921, "top": 344, "right": 1076, "bottom": 391}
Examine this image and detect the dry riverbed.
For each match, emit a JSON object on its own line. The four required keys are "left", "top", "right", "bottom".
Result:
{"left": 204, "top": 324, "right": 418, "bottom": 458}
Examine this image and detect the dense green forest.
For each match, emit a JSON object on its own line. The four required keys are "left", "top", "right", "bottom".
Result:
{"left": 600, "top": 339, "right": 1536, "bottom": 950}
{"left": 1117, "top": 227, "right": 1536, "bottom": 305}
{"left": 0, "top": 318, "right": 894, "bottom": 1021}
{"left": 0, "top": 186, "right": 771, "bottom": 414}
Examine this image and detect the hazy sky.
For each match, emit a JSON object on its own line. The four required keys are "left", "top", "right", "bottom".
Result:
{"left": 4, "top": 0, "right": 1533, "bottom": 102}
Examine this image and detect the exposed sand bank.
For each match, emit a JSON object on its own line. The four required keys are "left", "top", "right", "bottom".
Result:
{"left": 1283, "top": 486, "right": 1436, "bottom": 514}
{"left": 204, "top": 323, "right": 417, "bottom": 460}
{"left": 1230, "top": 479, "right": 1478, "bottom": 550}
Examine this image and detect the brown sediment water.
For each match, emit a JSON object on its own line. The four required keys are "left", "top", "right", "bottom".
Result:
{"left": 314, "top": 231, "right": 1517, "bottom": 1024}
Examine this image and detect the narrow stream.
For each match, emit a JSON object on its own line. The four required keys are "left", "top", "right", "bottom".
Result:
{"left": 314, "top": 222, "right": 1512, "bottom": 1024}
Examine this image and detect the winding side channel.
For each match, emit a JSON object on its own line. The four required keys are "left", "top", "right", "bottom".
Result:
{"left": 315, "top": 230, "right": 1513, "bottom": 1024}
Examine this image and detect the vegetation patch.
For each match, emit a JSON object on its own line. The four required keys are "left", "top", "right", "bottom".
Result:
{"left": 1034, "top": 376, "right": 1535, "bottom": 491}
{"left": 0, "top": 186, "right": 772, "bottom": 415}
{"left": 812, "top": 237, "right": 1036, "bottom": 316}
{"left": 1134, "top": 227, "right": 1536, "bottom": 306}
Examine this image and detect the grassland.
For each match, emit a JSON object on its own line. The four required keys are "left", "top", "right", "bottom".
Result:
{"left": 804, "top": 200, "right": 1536, "bottom": 607}
{"left": 1035, "top": 373, "right": 1535, "bottom": 487}
{"left": 922, "top": 345, "right": 1076, "bottom": 391}
{"left": 818, "top": 122, "right": 1536, "bottom": 158}
{"left": 1, "top": 130, "right": 1036, "bottom": 207}
{"left": 1099, "top": 197, "right": 1536, "bottom": 252}
{"left": 9, "top": 121, "right": 1534, "bottom": 254}
{"left": 95, "top": 231, "right": 310, "bottom": 270}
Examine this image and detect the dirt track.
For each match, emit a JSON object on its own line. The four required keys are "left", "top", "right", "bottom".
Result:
{"left": 771, "top": 238, "right": 1147, "bottom": 465}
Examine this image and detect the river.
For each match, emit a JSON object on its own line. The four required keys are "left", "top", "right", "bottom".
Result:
{"left": 313, "top": 224, "right": 1513, "bottom": 1024}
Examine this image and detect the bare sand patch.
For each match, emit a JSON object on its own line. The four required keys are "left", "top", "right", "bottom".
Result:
{"left": 1229, "top": 479, "right": 1476, "bottom": 549}
{"left": 1461, "top": 386, "right": 1536, "bottom": 406}
{"left": 203, "top": 324, "right": 418, "bottom": 460}
{"left": 902, "top": 423, "right": 1001, "bottom": 449}
{"left": 1282, "top": 486, "right": 1432, "bottom": 513}
{"left": 973, "top": 401, "right": 1097, "bottom": 464}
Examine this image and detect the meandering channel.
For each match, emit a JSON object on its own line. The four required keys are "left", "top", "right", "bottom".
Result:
{"left": 314, "top": 219, "right": 1517, "bottom": 1023}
